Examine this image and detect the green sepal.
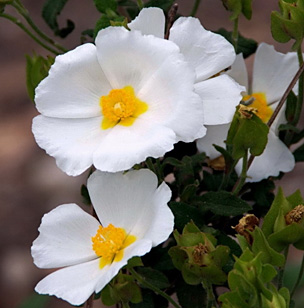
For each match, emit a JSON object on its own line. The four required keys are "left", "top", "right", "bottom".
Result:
{"left": 226, "top": 108, "right": 269, "bottom": 160}
{"left": 26, "top": 54, "right": 54, "bottom": 102}
{"left": 241, "top": 0, "right": 252, "bottom": 19}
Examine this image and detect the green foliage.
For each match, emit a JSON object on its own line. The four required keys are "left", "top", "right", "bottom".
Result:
{"left": 136, "top": 267, "right": 170, "bottom": 289}
{"left": 26, "top": 54, "right": 53, "bottom": 102}
{"left": 169, "top": 222, "right": 230, "bottom": 286}
{"left": 219, "top": 249, "right": 289, "bottom": 308}
{"left": 42, "top": 0, "right": 74, "bottom": 38}
{"left": 216, "top": 28, "right": 258, "bottom": 58}
{"left": 293, "top": 143, "right": 304, "bottom": 162}
{"left": 94, "top": 0, "right": 117, "bottom": 13}
{"left": 196, "top": 191, "right": 251, "bottom": 216}
{"left": 271, "top": 0, "right": 304, "bottom": 50}
{"left": 101, "top": 273, "right": 142, "bottom": 306}
{"left": 94, "top": 15, "right": 128, "bottom": 37}
{"left": 226, "top": 106, "right": 269, "bottom": 160}
{"left": 17, "top": 294, "right": 48, "bottom": 308}
{"left": 144, "top": 0, "right": 174, "bottom": 11}
{"left": 221, "top": 0, "right": 252, "bottom": 20}
{"left": 262, "top": 188, "right": 304, "bottom": 252}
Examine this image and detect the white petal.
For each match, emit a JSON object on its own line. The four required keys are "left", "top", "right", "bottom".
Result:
{"left": 35, "top": 43, "right": 111, "bottom": 118}
{"left": 128, "top": 7, "right": 165, "bottom": 38}
{"left": 92, "top": 120, "right": 176, "bottom": 172}
{"left": 195, "top": 75, "right": 244, "bottom": 125}
{"left": 141, "top": 182, "right": 174, "bottom": 246}
{"left": 32, "top": 204, "right": 99, "bottom": 269}
{"left": 137, "top": 52, "right": 206, "bottom": 142}
{"left": 35, "top": 258, "right": 101, "bottom": 306}
{"left": 95, "top": 27, "right": 180, "bottom": 91}
{"left": 252, "top": 43, "right": 299, "bottom": 103}
{"left": 196, "top": 124, "right": 230, "bottom": 159}
{"left": 227, "top": 53, "right": 249, "bottom": 91}
{"left": 235, "top": 131, "right": 295, "bottom": 182}
{"left": 169, "top": 17, "right": 235, "bottom": 81}
{"left": 32, "top": 115, "right": 104, "bottom": 176}
{"left": 95, "top": 239, "right": 152, "bottom": 293}
{"left": 88, "top": 169, "right": 173, "bottom": 244}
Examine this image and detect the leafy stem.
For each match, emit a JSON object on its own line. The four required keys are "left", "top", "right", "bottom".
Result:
{"left": 232, "top": 151, "right": 248, "bottom": 195}
{"left": 202, "top": 280, "right": 218, "bottom": 308}
{"left": 129, "top": 268, "right": 182, "bottom": 308}
{"left": 277, "top": 246, "right": 289, "bottom": 290}
{"left": 190, "top": 0, "right": 202, "bottom": 17}
{"left": 0, "top": 13, "right": 60, "bottom": 55}
{"left": 10, "top": 0, "right": 67, "bottom": 53}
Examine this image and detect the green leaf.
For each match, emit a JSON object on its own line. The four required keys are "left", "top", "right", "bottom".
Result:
{"left": 26, "top": 54, "right": 53, "bottom": 102}
{"left": 262, "top": 188, "right": 292, "bottom": 237}
{"left": 228, "top": 112, "right": 269, "bottom": 160}
{"left": 216, "top": 28, "right": 258, "bottom": 58}
{"left": 241, "top": 0, "right": 252, "bottom": 19}
{"left": 168, "top": 201, "right": 205, "bottom": 232}
{"left": 251, "top": 228, "right": 285, "bottom": 266}
{"left": 17, "top": 294, "right": 49, "bottom": 308}
{"left": 176, "top": 278, "right": 207, "bottom": 308}
{"left": 196, "top": 191, "right": 251, "bottom": 216}
{"left": 271, "top": 11, "right": 292, "bottom": 43}
{"left": 94, "top": 0, "right": 117, "bottom": 13}
{"left": 80, "top": 184, "right": 91, "bottom": 205}
{"left": 136, "top": 267, "right": 170, "bottom": 289}
{"left": 42, "top": 0, "right": 74, "bottom": 38}
{"left": 285, "top": 91, "right": 297, "bottom": 123}
{"left": 126, "top": 256, "right": 143, "bottom": 268}
{"left": 101, "top": 284, "right": 120, "bottom": 306}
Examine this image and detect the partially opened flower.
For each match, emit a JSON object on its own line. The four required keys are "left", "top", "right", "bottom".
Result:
{"left": 128, "top": 7, "right": 244, "bottom": 126}
{"left": 33, "top": 24, "right": 207, "bottom": 175}
{"left": 197, "top": 43, "right": 297, "bottom": 182}
{"left": 31, "top": 169, "right": 174, "bottom": 305}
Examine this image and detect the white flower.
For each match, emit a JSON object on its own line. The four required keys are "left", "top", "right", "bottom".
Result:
{"left": 197, "top": 43, "right": 297, "bottom": 182}
{"left": 31, "top": 169, "right": 174, "bottom": 305}
{"left": 128, "top": 7, "right": 244, "bottom": 126}
{"left": 33, "top": 24, "right": 207, "bottom": 175}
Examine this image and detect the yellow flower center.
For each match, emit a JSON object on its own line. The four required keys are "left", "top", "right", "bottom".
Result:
{"left": 92, "top": 223, "right": 136, "bottom": 269}
{"left": 100, "top": 86, "right": 148, "bottom": 130}
{"left": 242, "top": 92, "right": 273, "bottom": 123}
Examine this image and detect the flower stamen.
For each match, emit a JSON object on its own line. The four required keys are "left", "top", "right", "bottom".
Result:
{"left": 100, "top": 86, "right": 148, "bottom": 129}
{"left": 92, "top": 224, "right": 136, "bottom": 268}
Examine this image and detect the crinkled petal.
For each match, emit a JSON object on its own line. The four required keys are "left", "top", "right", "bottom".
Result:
{"left": 35, "top": 43, "right": 111, "bottom": 118}
{"left": 235, "top": 130, "right": 295, "bottom": 182}
{"left": 196, "top": 124, "right": 230, "bottom": 159}
{"left": 88, "top": 169, "right": 173, "bottom": 244}
{"left": 227, "top": 53, "right": 249, "bottom": 92}
{"left": 92, "top": 119, "right": 176, "bottom": 172}
{"left": 35, "top": 259, "right": 101, "bottom": 306}
{"left": 95, "top": 27, "right": 180, "bottom": 92}
{"left": 32, "top": 204, "right": 99, "bottom": 269}
{"left": 252, "top": 43, "right": 299, "bottom": 103}
{"left": 32, "top": 115, "right": 104, "bottom": 176}
{"left": 169, "top": 17, "right": 235, "bottom": 82}
{"left": 194, "top": 75, "right": 244, "bottom": 125}
{"left": 137, "top": 53, "right": 206, "bottom": 142}
{"left": 128, "top": 7, "right": 165, "bottom": 38}
{"left": 95, "top": 239, "right": 152, "bottom": 293}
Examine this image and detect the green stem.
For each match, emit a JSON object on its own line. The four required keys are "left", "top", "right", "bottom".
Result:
{"left": 291, "top": 252, "right": 304, "bottom": 298}
{"left": 0, "top": 13, "right": 59, "bottom": 55}
{"left": 293, "top": 46, "right": 304, "bottom": 126}
{"left": 232, "top": 18, "right": 239, "bottom": 51}
{"left": 218, "top": 159, "right": 238, "bottom": 191}
{"left": 232, "top": 151, "right": 248, "bottom": 195}
{"left": 129, "top": 268, "right": 181, "bottom": 308}
{"left": 277, "top": 246, "right": 289, "bottom": 290}
{"left": 190, "top": 0, "right": 202, "bottom": 17}
{"left": 11, "top": 0, "right": 67, "bottom": 53}
{"left": 202, "top": 280, "right": 218, "bottom": 308}
{"left": 11, "top": 0, "right": 67, "bottom": 52}
{"left": 137, "top": 0, "right": 144, "bottom": 9}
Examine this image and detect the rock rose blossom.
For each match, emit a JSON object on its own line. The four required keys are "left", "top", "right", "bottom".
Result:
{"left": 31, "top": 169, "right": 174, "bottom": 305}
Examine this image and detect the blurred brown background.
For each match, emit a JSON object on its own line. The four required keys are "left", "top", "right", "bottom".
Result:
{"left": 0, "top": 0, "right": 303, "bottom": 307}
